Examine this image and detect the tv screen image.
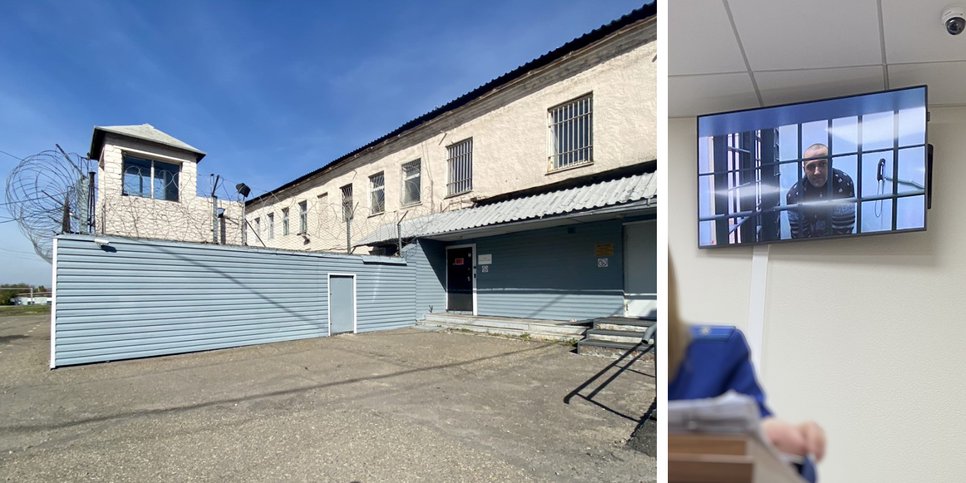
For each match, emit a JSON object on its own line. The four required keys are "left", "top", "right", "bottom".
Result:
{"left": 696, "top": 86, "right": 928, "bottom": 248}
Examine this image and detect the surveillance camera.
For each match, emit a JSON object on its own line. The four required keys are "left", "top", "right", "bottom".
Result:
{"left": 942, "top": 7, "right": 966, "bottom": 35}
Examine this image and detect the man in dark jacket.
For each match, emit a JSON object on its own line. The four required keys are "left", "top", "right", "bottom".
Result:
{"left": 786, "top": 143, "right": 856, "bottom": 238}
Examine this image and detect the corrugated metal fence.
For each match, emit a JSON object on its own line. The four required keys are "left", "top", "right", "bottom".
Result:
{"left": 52, "top": 235, "right": 414, "bottom": 367}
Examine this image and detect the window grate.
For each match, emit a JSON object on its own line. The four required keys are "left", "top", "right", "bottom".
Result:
{"left": 267, "top": 213, "right": 275, "bottom": 240}
{"left": 369, "top": 172, "right": 385, "bottom": 214}
{"left": 447, "top": 138, "right": 473, "bottom": 196}
{"left": 401, "top": 159, "right": 421, "bottom": 205}
{"left": 282, "top": 208, "right": 289, "bottom": 235}
{"left": 341, "top": 184, "right": 353, "bottom": 221}
{"left": 548, "top": 94, "right": 593, "bottom": 170}
{"left": 298, "top": 201, "right": 308, "bottom": 234}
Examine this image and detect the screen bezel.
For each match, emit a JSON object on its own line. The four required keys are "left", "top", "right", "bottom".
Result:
{"left": 695, "top": 85, "right": 929, "bottom": 249}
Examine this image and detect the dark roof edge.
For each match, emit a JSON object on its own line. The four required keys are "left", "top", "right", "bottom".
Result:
{"left": 88, "top": 127, "right": 206, "bottom": 162}
{"left": 247, "top": 3, "right": 656, "bottom": 207}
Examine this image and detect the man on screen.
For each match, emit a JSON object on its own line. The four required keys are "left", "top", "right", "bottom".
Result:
{"left": 785, "top": 143, "right": 856, "bottom": 238}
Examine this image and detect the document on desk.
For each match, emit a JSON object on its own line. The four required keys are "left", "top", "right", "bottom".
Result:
{"left": 669, "top": 391, "right": 803, "bottom": 465}
{"left": 668, "top": 390, "right": 761, "bottom": 433}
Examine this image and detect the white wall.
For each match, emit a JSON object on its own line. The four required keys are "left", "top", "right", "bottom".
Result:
{"left": 247, "top": 21, "right": 656, "bottom": 253}
{"left": 669, "top": 107, "right": 966, "bottom": 483}
{"left": 98, "top": 134, "right": 243, "bottom": 245}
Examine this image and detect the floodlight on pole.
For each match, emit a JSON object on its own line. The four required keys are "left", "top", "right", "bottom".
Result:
{"left": 236, "top": 182, "right": 251, "bottom": 245}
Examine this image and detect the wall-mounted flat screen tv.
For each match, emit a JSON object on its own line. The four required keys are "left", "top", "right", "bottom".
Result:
{"left": 697, "top": 86, "right": 928, "bottom": 248}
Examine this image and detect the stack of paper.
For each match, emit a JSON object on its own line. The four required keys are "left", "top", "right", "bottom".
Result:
{"left": 668, "top": 390, "right": 762, "bottom": 434}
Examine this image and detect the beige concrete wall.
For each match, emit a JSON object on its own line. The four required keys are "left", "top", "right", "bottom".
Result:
{"left": 247, "top": 21, "right": 656, "bottom": 252}
{"left": 97, "top": 134, "right": 243, "bottom": 245}
{"left": 669, "top": 107, "right": 966, "bottom": 482}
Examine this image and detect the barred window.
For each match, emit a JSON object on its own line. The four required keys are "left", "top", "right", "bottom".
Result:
{"left": 267, "top": 213, "right": 275, "bottom": 240}
{"left": 341, "top": 184, "right": 353, "bottom": 221}
{"left": 369, "top": 172, "right": 385, "bottom": 215}
{"left": 253, "top": 217, "right": 260, "bottom": 239}
{"left": 549, "top": 94, "right": 593, "bottom": 170}
{"left": 122, "top": 154, "right": 180, "bottom": 201}
{"left": 282, "top": 208, "right": 290, "bottom": 235}
{"left": 447, "top": 138, "right": 473, "bottom": 196}
{"left": 401, "top": 160, "right": 421, "bottom": 205}
{"left": 298, "top": 201, "right": 308, "bottom": 234}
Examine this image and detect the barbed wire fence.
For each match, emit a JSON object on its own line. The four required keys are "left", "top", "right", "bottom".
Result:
{"left": 5, "top": 147, "right": 247, "bottom": 262}
{"left": 92, "top": 161, "right": 246, "bottom": 247}
{"left": 4, "top": 147, "right": 95, "bottom": 262}
{"left": 219, "top": 170, "right": 396, "bottom": 253}
{"left": 227, "top": 168, "right": 464, "bottom": 255}
{"left": 5, "top": 146, "right": 466, "bottom": 261}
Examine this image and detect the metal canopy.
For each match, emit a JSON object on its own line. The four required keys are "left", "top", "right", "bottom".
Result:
{"left": 358, "top": 171, "right": 657, "bottom": 246}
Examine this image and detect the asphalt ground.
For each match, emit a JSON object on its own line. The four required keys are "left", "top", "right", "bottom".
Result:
{"left": 0, "top": 314, "right": 655, "bottom": 482}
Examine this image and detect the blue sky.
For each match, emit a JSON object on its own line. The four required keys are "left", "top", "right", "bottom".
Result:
{"left": 0, "top": 0, "right": 646, "bottom": 286}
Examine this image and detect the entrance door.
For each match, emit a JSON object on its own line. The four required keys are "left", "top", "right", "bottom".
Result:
{"left": 446, "top": 245, "right": 474, "bottom": 313}
{"left": 624, "top": 221, "right": 657, "bottom": 317}
{"left": 329, "top": 274, "right": 355, "bottom": 334}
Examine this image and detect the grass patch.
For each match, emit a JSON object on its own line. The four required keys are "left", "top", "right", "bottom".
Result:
{"left": 0, "top": 305, "right": 52, "bottom": 317}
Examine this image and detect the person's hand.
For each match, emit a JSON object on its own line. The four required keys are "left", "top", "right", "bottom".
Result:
{"left": 761, "top": 418, "right": 826, "bottom": 462}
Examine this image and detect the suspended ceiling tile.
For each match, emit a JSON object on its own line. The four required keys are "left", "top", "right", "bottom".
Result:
{"left": 888, "top": 62, "right": 966, "bottom": 106}
{"left": 728, "top": 0, "right": 882, "bottom": 71}
{"left": 881, "top": 0, "right": 966, "bottom": 63}
{"left": 669, "top": 0, "right": 747, "bottom": 76}
{"left": 755, "top": 66, "right": 886, "bottom": 106}
{"left": 669, "top": 73, "right": 759, "bottom": 118}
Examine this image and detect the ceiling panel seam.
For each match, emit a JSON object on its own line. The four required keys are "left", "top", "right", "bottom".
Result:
{"left": 876, "top": 0, "right": 890, "bottom": 88}
{"left": 744, "top": 64, "right": 888, "bottom": 74}
{"left": 722, "top": 0, "right": 763, "bottom": 107}
{"left": 668, "top": 71, "right": 749, "bottom": 78}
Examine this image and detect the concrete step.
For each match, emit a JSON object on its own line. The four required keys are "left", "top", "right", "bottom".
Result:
{"left": 591, "top": 317, "right": 656, "bottom": 329}
{"left": 595, "top": 323, "right": 650, "bottom": 333}
{"left": 576, "top": 338, "right": 653, "bottom": 358}
{"left": 420, "top": 319, "right": 581, "bottom": 336}
{"left": 424, "top": 313, "right": 579, "bottom": 325}
{"left": 422, "top": 314, "right": 587, "bottom": 336}
{"left": 417, "top": 320, "right": 583, "bottom": 343}
{"left": 585, "top": 328, "right": 647, "bottom": 344}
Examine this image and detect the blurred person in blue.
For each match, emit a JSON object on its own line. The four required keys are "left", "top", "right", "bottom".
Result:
{"left": 785, "top": 143, "right": 856, "bottom": 239}
{"left": 668, "top": 257, "right": 826, "bottom": 482}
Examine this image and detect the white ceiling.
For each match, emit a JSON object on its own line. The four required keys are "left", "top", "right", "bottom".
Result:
{"left": 669, "top": 0, "right": 966, "bottom": 117}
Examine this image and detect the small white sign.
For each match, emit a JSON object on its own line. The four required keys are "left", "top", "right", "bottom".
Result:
{"left": 478, "top": 254, "right": 493, "bottom": 265}
{"left": 597, "top": 257, "right": 609, "bottom": 268}
{"left": 480, "top": 265, "right": 489, "bottom": 273}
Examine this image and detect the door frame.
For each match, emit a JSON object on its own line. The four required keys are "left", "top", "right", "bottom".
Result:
{"left": 622, "top": 219, "right": 657, "bottom": 317}
{"left": 327, "top": 272, "right": 357, "bottom": 336}
{"left": 444, "top": 243, "right": 477, "bottom": 316}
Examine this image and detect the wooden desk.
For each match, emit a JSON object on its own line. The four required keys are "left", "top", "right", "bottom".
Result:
{"left": 669, "top": 433, "right": 806, "bottom": 483}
